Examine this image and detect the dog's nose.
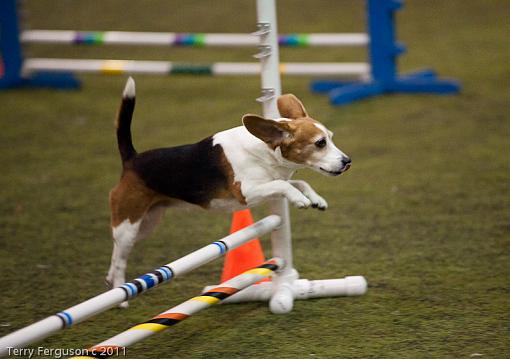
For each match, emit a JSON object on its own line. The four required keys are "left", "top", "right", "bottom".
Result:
{"left": 341, "top": 157, "right": 351, "bottom": 171}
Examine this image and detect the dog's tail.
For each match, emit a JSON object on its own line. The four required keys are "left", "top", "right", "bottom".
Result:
{"left": 116, "top": 77, "right": 137, "bottom": 164}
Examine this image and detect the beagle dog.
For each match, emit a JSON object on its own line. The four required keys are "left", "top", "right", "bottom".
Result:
{"left": 106, "top": 78, "right": 351, "bottom": 305}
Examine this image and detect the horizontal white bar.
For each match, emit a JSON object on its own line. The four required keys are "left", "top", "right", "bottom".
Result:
{"left": 307, "top": 33, "right": 368, "bottom": 46}
{"left": 22, "top": 59, "right": 171, "bottom": 75}
{"left": 104, "top": 31, "right": 177, "bottom": 45}
{"left": 214, "top": 62, "right": 369, "bottom": 76}
{"left": 21, "top": 30, "right": 368, "bottom": 47}
{"left": 22, "top": 58, "right": 370, "bottom": 77}
{"left": 203, "top": 276, "right": 368, "bottom": 303}
{"left": 281, "top": 63, "right": 369, "bottom": 76}
{"left": 21, "top": 30, "right": 74, "bottom": 43}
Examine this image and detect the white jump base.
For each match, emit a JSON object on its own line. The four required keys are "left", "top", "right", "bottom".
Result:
{"left": 22, "top": 58, "right": 370, "bottom": 77}
{"left": 205, "top": 276, "right": 367, "bottom": 304}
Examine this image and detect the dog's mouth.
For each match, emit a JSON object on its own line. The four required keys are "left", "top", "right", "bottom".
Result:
{"left": 320, "top": 167, "right": 343, "bottom": 176}
{"left": 320, "top": 163, "right": 351, "bottom": 176}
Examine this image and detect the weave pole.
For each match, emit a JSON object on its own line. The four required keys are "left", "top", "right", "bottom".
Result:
{"left": 0, "top": 215, "right": 281, "bottom": 357}
{"left": 69, "top": 258, "right": 284, "bottom": 359}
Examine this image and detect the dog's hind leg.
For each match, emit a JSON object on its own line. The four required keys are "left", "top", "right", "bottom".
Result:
{"left": 107, "top": 204, "right": 166, "bottom": 308}
{"left": 107, "top": 218, "right": 142, "bottom": 289}
{"left": 106, "top": 171, "right": 167, "bottom": 307}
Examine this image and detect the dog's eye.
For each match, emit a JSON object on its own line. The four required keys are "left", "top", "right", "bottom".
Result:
{"left": 315, "top": 138, "right": 327, "bottom": 148}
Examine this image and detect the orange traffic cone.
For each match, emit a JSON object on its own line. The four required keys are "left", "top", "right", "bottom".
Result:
{"left": 220, "top": 209, "right": 269, "bottom": 282}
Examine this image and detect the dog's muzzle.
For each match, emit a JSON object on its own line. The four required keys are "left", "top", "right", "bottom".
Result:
{"left": 319, "top": 157, "right": 351, "bottom": 176}
{"left": 340, "top": 157, "right": 351, "bottom": 173}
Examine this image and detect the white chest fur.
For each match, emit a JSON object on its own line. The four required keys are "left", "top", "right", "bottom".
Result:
{"left": 213, "top": 126, "right": 296, "bottom": 186}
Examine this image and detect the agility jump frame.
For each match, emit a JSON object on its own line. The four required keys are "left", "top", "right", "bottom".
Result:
{"left": 0, "top": 215, "right": 365, "bottom": 356}
{"left": 0, "top": 0, "right": 459, "bottom": 105}
{"left": 0, "top": 216, "right": 287, "bottom": 355}
{"left": 68, "top": 259, "right": 286, "bottom": 358}
{"left": 0, "top": 3, "right": 368, "bottom": 355}
{"left": 69, "top": 258, "right": 362, "bottom": 358}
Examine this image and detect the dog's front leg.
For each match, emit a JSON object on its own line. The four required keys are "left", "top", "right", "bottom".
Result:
{"left": 288, "top": 180, "right": 328, "bottom": 210}
{"left": 244, "top": 180, "right": 312, "bottom": 208}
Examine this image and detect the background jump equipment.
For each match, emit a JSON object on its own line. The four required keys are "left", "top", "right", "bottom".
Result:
{"left": 0, "top": 0, "right": 460, "bottom": 105}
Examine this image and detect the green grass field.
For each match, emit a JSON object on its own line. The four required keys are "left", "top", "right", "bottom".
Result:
{"left": 1, "top": 1, "right": 509, "bottom": 358}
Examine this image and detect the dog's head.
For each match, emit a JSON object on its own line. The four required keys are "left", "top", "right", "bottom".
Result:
{"left": 242, "top": 94, "right": 351, "bottom": 176}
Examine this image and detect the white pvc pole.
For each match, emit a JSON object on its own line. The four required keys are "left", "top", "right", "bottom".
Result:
{"left": 22, "top": 59, "right": 369, "bottom": 77}
{"left": 68, "top": 258, "right": 284, "bottom": 357}
{"left": 255, "top": 0, "right": 298, "bottom": 315}
{"left": 21, "top": 30, "right": 368, "bottom": 47}
{"left": 0, "top": 215, "right": 281, "bottom": 357}
{"left": 204, "top": 276, "right": 368, "bottom": 303}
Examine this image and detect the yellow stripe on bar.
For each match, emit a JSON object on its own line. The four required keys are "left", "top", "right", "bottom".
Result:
{"left": 101, "top": 60, "right": 126, "bottom": 75}
{"left": 191, "top": 296, "right": 221, "bottom": 304}
{"left": 244, "top": 267, "right": 273, "bottom": 276}
{"left": 129, "top": 323, "right": 167, "bottom": 333}
{"left": 279, "top": 63, "right": 286, "bottom": 74}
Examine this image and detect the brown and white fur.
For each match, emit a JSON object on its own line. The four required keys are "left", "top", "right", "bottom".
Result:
{"left": 106, "top": 78, "right": 351, "bottom": 306}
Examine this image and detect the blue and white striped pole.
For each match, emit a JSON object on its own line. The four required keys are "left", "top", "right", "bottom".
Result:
{"left": 0, "top": 215, "right": 281, "bottom": 357}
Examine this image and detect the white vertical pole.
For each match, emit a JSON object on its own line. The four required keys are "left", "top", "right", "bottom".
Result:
{"left": 255, "top": 0, "right": 281, "bottom": 117}
{"left": 255, "top": 0, "right": 298, "bottom": 314}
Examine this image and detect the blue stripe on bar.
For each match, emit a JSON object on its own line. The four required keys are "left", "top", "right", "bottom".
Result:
{"left": 157, "top": 267, "right": 169, "bottom": 281}
{"left": 123, "top": 282, "right": 138, "bottom": 297}
{"left": 213, "top": 241, "right": 226, "bottom": 254}
{"left": 139, "top": 274, "right": 156, "bottom": 288}
{"left": 162, "top": 265, "right": 174, "bottom": 279}
{"left": 57, "top": 311, "right": 73, "bottom": 327}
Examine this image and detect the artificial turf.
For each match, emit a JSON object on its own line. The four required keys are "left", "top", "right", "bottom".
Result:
{"left": 0, "top": 1, "right": 508, "bottom": 358}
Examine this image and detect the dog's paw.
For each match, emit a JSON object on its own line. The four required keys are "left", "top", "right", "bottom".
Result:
{"left": 290, "top": 197, "right": 311, "bottom": 209}
{"left": 309, "top": 195, "right": 328, "bottom": 211}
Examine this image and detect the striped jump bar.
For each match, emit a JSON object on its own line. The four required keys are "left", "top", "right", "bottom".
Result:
{"left": 70, "top": 258, "right": 284, "bottom": 358}
{"left": 21, "top": 30, "right": 369, "bottom": 47}
{"left": 0, "top": 215, "right": 281, "bottom": 357}
{"left": 22, "top": 58, "right": 370, "bottom": 77}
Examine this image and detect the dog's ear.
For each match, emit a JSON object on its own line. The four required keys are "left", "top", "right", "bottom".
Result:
{"left": 242, "top": 114, "right": 291, "bottom": 148}
{"left": 277, "top": 94, "right": 308, "bottom": 119}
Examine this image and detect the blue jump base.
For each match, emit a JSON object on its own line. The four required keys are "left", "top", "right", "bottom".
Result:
{"left": 311, "top": 69, "right": 461, "bottom": 106}
{"left": 0, "top": 0, "right": 80, "bottom": 90}
{"left": 0, "top": 71, "right": 80, "bottom": 90}
{"left": 311, "top": 0, "right": 460, "bottom": 106}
